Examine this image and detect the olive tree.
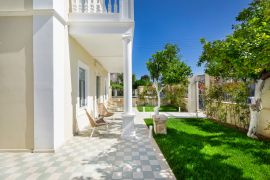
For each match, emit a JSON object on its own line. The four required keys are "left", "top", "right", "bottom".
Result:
{"left": 147, "top": 44, "right": 192, "bottom": 115}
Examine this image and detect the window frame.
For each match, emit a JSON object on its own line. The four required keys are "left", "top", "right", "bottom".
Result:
{"left": 96, "top": 76, "right": 100, "bottom": 102}
{"left": 78, "top": 61, "right": 89, "bottom": 108}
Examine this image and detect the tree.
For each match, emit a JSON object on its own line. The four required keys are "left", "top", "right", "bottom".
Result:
{"left": 164, "top": 84, "right": 187, "bottom": 111}
{"left": 147, "top": 44, "right": 192, "bottom": 115}
{"left": 132, "top": 74, "right": 137, "bottom": 89}
{"left": 198, "top": 0, "right": 270, "bottom": 138}
{"left": 111, "top": 73, "right": 123, "bottom": 90}
{"left": 133, "top": 75, "right": 152, "bottom": 89}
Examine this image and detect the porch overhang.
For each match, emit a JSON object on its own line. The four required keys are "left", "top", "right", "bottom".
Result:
{"left": 68, "top": 20, "right": 134, "bottom": 73}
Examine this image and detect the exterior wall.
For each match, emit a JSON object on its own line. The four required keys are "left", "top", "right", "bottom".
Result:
{"left": 206, "top": 102, "right": 250, "bottom": 129}
{"left": 257, "top": 78, "right": 270, "bottom": 137}
{"left": 33, "top": 14, "right": 72, "bottom": 151}
{"left": 53, "top": 17, "right": 68, "bottom": 149}
{"left": 33, "top": 15, "right": 55, "bottom": 151}
{"left": 0, "top": 16, "right": 34, "bottom": 149}
{"left": 0, "top": 0, "right": 68, "bottom": 15}
{"left": 205, "top": 78, "right": 270, "bottom": 138}
{"left": 32, "top": 0, "right": 69, "bottom": 152}
{"left": 69, "top": 37, "right": 109, "bottom": 133}
{"left": 0, "top": 0, "right": 130, "bottom": 150}
{"left": 53, "top": 0, "right": 69, "bottom": 19}
{"left": 0, "top": 0, "right": 33, "bottom": 10}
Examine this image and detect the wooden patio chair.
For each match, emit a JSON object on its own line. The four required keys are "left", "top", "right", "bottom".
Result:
{"left": 98, "top": 103, "right": 115, "bottom": 120}
{"left": 84, "top": 109, "right": 109, "bottom": 138}
{"left": 107, "top": 100, "right": 118, "bottom": 111}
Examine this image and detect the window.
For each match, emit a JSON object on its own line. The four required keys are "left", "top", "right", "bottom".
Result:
{"left": 79, "top": 67, "right": 87, "bottom": 107}
{"left": 96, "top": 76, "right": 100, "bottom": 101}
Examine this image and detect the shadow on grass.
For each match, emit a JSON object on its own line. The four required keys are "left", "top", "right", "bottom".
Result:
{"left": 145, "top": 118, "right": 270, "bottom": 179}
{"left": 178, "top": 118, "right": 270, "bottom": 166}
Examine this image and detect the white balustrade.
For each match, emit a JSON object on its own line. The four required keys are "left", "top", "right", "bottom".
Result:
{"left": 114, "top": 0, "right": 118, "bottom": 13}
{"left": 84, "top": 0, "right": 88, "bottom": 12}
{"left": 78, "top": 0, "right": 82, "bottom": 13}
{"left": 71, "top": 0, "right": 120, "bottom": 14}
{"left": 108, "top": 0, "right": 112, "bottom": 13}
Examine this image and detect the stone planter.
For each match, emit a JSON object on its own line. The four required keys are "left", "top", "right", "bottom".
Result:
{"left": 152, "top": 115, "right": 168, "bottom": 134}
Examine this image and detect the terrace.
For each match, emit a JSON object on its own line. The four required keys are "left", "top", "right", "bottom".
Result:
{"left": 0, "top": 111, "right": 175, "bottom": 180}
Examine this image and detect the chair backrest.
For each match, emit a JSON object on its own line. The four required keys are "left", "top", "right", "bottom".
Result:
{"left": 84, "top": 109, "right": 96, "bottom": 127}
{"left": 98, "top": 103, "right": 108, "bottom": 116}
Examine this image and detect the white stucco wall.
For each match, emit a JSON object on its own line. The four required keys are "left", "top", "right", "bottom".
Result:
{"left": 33, "top": 15, "right": 72, "bottom": 151}
{"left": 53, "top": 0, "right": 69, "bottom": 19}
{"left": 0, "top": 0, "right": 33, "bottom": 10}
{"left": 0, "top": 16, "right": 34, "bottom": 149}
{"left": 257, "top": 78, "right": 270, "bottom": 137}
{"left": 33, "top": 0, "right": 53, "bottom": 10}
{"left": 53, "top": 17, "right": 67, "bottom": 149}
{"left": 69, "top": 37, "right": 109, "bottom": 133}
{"left": 0, "top": 0, "right": 119, "bottom": 150}
{"left": 33, "top": 15, "right": 54, "bottom": 151}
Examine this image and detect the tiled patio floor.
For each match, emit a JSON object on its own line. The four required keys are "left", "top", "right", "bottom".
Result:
{"left": 0, "top": 112, "right": 175, "bottom": 180}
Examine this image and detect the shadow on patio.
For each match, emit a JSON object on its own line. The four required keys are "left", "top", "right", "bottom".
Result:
{"left": 67, "top": 115, "right": 175, "bottom": 180}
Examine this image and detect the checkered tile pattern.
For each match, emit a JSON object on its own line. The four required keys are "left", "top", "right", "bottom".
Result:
{"left": 0, "top": 113, "right": 175, "bottom": 180}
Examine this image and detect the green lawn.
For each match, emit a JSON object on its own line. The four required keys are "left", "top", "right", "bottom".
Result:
{"left": 145, "top": 118, "right": 270, "bottom": 180}
{"left": 137, "top": 105, "right": 178, "bottom": 112}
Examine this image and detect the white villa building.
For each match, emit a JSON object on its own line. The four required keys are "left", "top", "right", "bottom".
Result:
{"left": 0, "top": 0, "right": 135, "bottom": 152}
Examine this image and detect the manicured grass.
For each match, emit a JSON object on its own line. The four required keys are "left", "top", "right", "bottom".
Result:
{"left": 145, "top": 118, "right": 270, "bottom": 180}
{"left": 137, "top": 105, "right": 178, "bottom": 112}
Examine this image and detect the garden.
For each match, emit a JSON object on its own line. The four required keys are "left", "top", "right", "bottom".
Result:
{"left": 142, "top": 0, "right": 270, "bottom": 179}
{"left": 145, "top": 118, "right": 270, "bottom": 180}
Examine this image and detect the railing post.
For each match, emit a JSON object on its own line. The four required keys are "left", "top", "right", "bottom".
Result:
{"left": 119, "top": 0, "right": 128, "bottom": 19}
{"left": 72, "top": 0, "right": 76, "bottom": 12}
{"left": 114, "top": 0, "right": 118, "bottom": 13}
{"left": 102, "top": 0, "right": 107, "bottom": 13}
{"left": 120, "top": 0, "right": 134, "bottom": 20}
{"left": 130, "top": 0, "right": 134, "bottom": 19}
{"left": 78, "top": 0, "right": 82, "bottom": 13}
{"left": 85, "top": 0, "right": 88, "bottom": 13}
{"left": 108, "top": 0, "right": 112, "bottom": 13}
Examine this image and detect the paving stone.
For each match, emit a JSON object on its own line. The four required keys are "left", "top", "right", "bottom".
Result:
{"left": 0, "top": 112, "right": 175, "bottom": 180}
{"left": 133, "top": 171, "right": 144, "bottom": 179}
{"left": 112, "top": 172, "right": 122, "bottom": 179}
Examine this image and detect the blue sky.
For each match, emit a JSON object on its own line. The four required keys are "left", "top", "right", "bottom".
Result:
{"left": 133, "top": 0, "right": 252, "bottom": 78}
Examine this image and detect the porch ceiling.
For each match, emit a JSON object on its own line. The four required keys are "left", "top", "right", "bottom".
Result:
{"left": 73, "top": 34, "right": 123, "bottom": 73}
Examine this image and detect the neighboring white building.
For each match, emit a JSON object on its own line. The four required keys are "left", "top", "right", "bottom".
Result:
{"left": 0, "top": 0, "right": 135, "bottom": 152}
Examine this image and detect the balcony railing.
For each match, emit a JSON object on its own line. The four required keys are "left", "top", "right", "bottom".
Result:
{"left": 71, "top": 0, "right": 134, "bottom": 20}
{"left": 72, "top": 0, "right": 119, "bottom": 14}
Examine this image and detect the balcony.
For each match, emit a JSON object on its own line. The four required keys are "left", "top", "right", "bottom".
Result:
{"left": 68, "top": 0, "right": 134, "bottom": 73}
{"left": 69, "top": 0, "right": 134, "bottom": 22}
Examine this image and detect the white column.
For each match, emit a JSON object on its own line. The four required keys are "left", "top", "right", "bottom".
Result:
{"left": 123, "top": 35, "right": 133, "bottom": 114}
{"left": 122, "top": 34, "right": 135, "bottom": 138}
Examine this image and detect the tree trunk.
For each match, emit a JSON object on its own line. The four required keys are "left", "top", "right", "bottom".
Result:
{"left": 154, "top": 82, "right": 161, "bottom": 115}
{"left": 247, "top": 79, "right": 264, "bottom": 138}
